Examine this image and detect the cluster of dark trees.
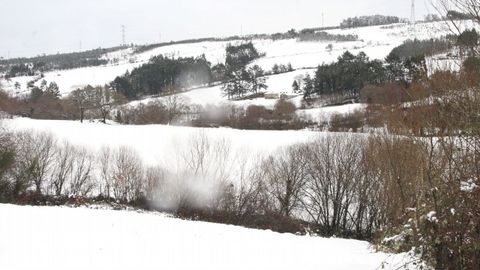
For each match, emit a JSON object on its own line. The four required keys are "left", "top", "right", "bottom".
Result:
{"left": 297, "top": 30, "right": 358, "bottom": 42}
{"left": 302, "top": 51, "right": 388, "bottom": 99}
{"left": 1, "top": 47, "right": 120, "bottom": 77}
{"left": 302, "top": 31, "right": 476, "bottom": 102}
{"left": 340, "top": 15, "right": 404, "bottom": 28}
{"left": 222, "top": 42, "right": 267, "bottom": 99}
{"left": 111, "top": 55, "right": 213, "bottom": 99}
{"left": 387, "top": 37, "right": 454, "bottom": 60}
{"left": 457, "top": 29, "right": 479, "bottom": 56}
{"left": 447, "top": 10, "right": 475, "bottom": 20}
{"left": 225, "top": 42, "right": 262, "bottom": 73}
{"left": 271, "top": 63, "right": 293, "bottom": 75}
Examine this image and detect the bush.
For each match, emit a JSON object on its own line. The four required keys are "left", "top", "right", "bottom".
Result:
{"left": 329, "top": 110, "right": 365, "bottom": 132}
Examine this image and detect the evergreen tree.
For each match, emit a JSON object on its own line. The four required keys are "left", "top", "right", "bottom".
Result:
{"left": 292, "top": 80, "right": 299, "bottom": 93}
{"left": 302, "top": 74, "right": 314, "bottom": 100}
{"left": 248, "top": 65, "right": 267, "bottom": 94}
{"left": 46, "top": 82, "right": 60, "bottom": 98}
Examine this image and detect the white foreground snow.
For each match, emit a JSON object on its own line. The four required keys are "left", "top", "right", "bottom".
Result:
{"left": 0, "top": 204, "right": 418, "bottom": 270}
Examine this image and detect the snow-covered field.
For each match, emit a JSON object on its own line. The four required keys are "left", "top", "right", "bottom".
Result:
{"left": 2, "top": 117, "right": 318, "bottom": 166}
{"left": 1, "top": 21, "right": 458, "bottom": 97}
{"left": 298, "top": 103, "right": 367, "bottom": 123}
{"left": 0, "top": 204, "right": 419, "bottom": 270}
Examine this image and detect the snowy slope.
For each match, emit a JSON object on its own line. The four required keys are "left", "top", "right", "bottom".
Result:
{"left": 1, "top": 21, "right": 459, "bottom": 96}
{"left": 2, "top": 117, "right": 318, "bottom": 166}
{"left": 129, "top": 69, "right": 316, "bottom": 109}
{"left": 0, "top": 204, "right": 420, "bottom": 270}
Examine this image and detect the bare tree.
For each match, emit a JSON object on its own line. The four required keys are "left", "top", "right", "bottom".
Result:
{"left": 68, "top": 146, "right": 94, "bottom": 197}
{"left": 433, "top": 0, "right": 480, "bottom": 39}
{"left": 301, "top": 135, "right": 363, "bottom": 234}
{"left": 263, "top": 145, "right": 308, "bottom": 217}
{"left": 110, "top": 146, "right": 144, "bottom": 202}
{"left": 163, "top": 95, "right": 189, "bottom": 124}
{"left": 50, "top": 142, "right": 75, "bottom": 196}
{"left": 98, "top": 146, "right": 113, "bottom": 198}
{"left": 13, "top": 132, "right": 56, "bottom": 194}
{"left": 68, "top": 85, "right": 125, "bottom": 123}
{"left": 144, "top": 166, "right": 167, "bottom": 202}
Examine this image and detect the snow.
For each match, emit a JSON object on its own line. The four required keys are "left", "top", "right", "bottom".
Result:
{"left": 0, "top": 204, "right": 419, "bottom": 270}
{"left": 297, "top": 104, "right": 367, "bottom": 123}
{"left": 2, "top": 117, "right": 318, "bottom": 166}
{"left": 129, "top": 69, "right": 316, "bottom": 109}
{"left": 426, "top": 211, "right": 438, "bottom": 223}
{"left": 460, "top": 179, "right": 478, "bottom": 193}
{"left": 1, "top": 21, "right": 460, "bottom": 97}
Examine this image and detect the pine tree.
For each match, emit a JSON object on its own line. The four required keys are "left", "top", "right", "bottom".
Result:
{"left": 292, "top": 80, "right": 299, "bottom": 93}
{"left": 46, "top": 82, "right": 60, "bottom": 98}
{"left": 302, "top": 74, "right": 314, "bottom": 100}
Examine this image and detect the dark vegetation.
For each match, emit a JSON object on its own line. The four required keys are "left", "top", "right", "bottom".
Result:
{"left": 304, "top": 51, "right": 387, "bottom": 100}
{"left": 447, "top": 10, "right": 476, "bottom": 20}
{"left": 1, "top": 47, "right": 122, "bottom": 77}
{"left": 297, "top": 30, "right": 358, "bottom": 42}
{"left": 222, "top": 42, "right": 267, "bottom": 99}
{"left": 387, "top": 37, "right": 454, "bottom": 60}
{"left": 111, "top": 55, "right": 213, "bottom": 100}
{"left": 0, "top": 84, "right": 125, "bottom": 122}
{"left": 340, "top": 15, "right": 405, "bottom": 28}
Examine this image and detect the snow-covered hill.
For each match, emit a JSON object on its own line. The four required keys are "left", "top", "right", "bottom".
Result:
{"left": 0, "top": 204, "right": 419, "bottom": 270}
{"left": 2, "top": 117, "right": 318, "bottom": 166}
{"left": 129, "top": 68, "right": 315, "bottom": 109}
{"left": 1, "top": 21, "right": 458, "bottom": 97}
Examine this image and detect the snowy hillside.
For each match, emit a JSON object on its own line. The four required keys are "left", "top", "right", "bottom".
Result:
{"left": 2, "top": 117, "right": 318, "bottom": 166}
{"left": 1, "top": 21, "right": 458, "bottom": 97}
{"left": 129, "top": 68, "right": 316, "bottom": 109}
{"left": 0, "top": 204, "right": 419, "bottom": 270}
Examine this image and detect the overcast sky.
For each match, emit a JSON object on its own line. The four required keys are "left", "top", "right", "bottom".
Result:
{"left": 0, "top": 0, "right": 434, "bottom": 58}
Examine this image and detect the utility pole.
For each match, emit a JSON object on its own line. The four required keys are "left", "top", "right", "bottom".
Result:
{"left": 410, "top": 0, "right": 416, "bottom": 25}
{"left": 121, "top": 25, "right": 126, "bottom": 47}
{"left": 322, "top": 13, "right": 325, "bottom": 27}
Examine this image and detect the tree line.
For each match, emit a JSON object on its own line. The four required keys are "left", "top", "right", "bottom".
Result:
{"left": 301, "top": 28, "right": 478, "bottom": 103}
{"left": 111, "top": 55, "right": 213, "bottom": 100}
{"left": 340, "top": 15, "right": 405, "bottom": 28}
{"left": 1, "top": 47, "right": 122, "bottom": 78}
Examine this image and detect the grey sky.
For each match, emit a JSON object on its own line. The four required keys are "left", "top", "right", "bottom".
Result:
{"left": 0, "top": 0, "right": 433, "bottom": 58}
